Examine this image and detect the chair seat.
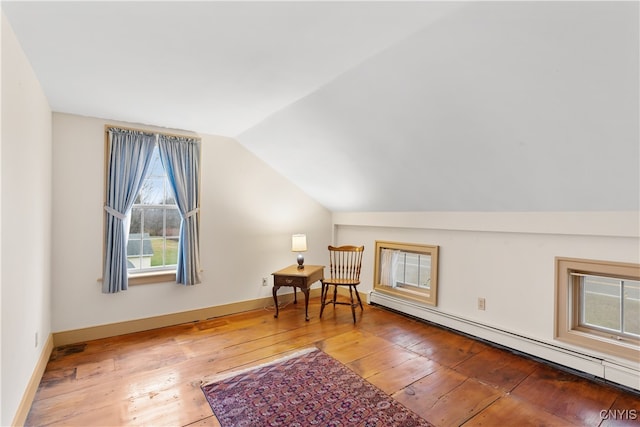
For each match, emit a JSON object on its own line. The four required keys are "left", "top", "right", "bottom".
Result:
{"left": 321, "top": 278, "right": 360, "bottom": 286}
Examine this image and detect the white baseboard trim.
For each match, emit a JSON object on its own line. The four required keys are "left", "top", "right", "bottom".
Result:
{"left": 369, "top": 290, "right": 640, "bottom": 391}
{"left": 12, "top": 333, "right": 55, "bottom": 427}
{"left": 54, "top": 289, "right": 322, "bottom": 346}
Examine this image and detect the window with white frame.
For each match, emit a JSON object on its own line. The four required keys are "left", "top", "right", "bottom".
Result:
{"left": 127, "top": 145, "right": 179, "bottom": 273}
{"left": 577, "top": 273, "right": 639, "bottom": 339}
{"left": 391, "top": 251, "right": 432, "bottom": 292}
{"left": 555, "top": 257, "right": 640, "bottom": 361}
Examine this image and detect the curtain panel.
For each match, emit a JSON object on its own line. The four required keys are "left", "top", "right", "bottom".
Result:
{"left": 103, "top": 128, "right": 156, "bottom": 293}
{"left": 158, "top": 134, "right": 202, "bottom": 285}
{"left": 379, "top": 248, "right": 400, "bottom": 288}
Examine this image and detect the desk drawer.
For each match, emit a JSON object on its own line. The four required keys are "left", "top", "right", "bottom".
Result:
{"left": 274, "top": 275, "right": 305, "bottom": 287}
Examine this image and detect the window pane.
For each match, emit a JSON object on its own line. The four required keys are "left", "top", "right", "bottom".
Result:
{"left": 127, "top": 232, "right": 152, "bottom": 270}
{"left": 419, "top": 255, "right": 431, "bottom": 289}
{"left": 623, "top": 279, "right": 640, "bottom": 337}
{"left": 143, "top": 208, "right": 164, "bottom": 238}
{"left": 582, "top": 276, "right": 621, "bottom": 332}
{"left": 391, "top": 254, "right": 403, "bottom": 286}
{"left": 166, "top": 209, "right": 181, "bottom": 237}
{"left": 148, "top": 148, "right": 164, "bottom": 177}
{"left": 149, "top": 237, "right": 164, "bottom": 267}
{"left": 402, "top": 253, "right": 419, "bottom": 285}
{"left": 166, "top": 237, "right": 179, "bottom": 266}
{"left": 129, "top": 207, "right": 141, "bottom": 234}
{"left": 127, "top": 234, "right": 142, "bottom": 257}
{"left": 139, "top": 178, "right": 164, "bottom": 205}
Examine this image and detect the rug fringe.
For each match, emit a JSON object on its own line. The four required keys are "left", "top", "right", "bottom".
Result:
{"left": 201, "top": 347, "right": 319, "bottom": 386}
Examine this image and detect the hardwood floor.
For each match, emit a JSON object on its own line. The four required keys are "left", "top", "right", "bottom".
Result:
{"left": 26, "top": 297, "right": 640, "bottom": 426}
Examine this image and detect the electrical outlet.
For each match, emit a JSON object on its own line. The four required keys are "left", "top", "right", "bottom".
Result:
{"left": 262, "top": 277, "right": 268, "bottom": 287}
{"left": 35, "top": 332, "right": 38, "bottom": 347}
{"left": 478, "top": 298, "right": 486, "bottom": 311}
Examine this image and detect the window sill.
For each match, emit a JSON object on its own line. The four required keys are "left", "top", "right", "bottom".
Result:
{"left": 97, "top": 271, "right": 176, "bottom": 286}
{"left": 129, "top": 271, "right": 176, "bottom": 285}
{"left": 373, "top": 286, "right": 436, "bottom": 307}
{"left": 557, "top": 328, "right": 639, "bottom": 362}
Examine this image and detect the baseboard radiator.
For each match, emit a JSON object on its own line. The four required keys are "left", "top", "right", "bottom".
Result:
{"left": 368, "top": 291, "right": 639, "bottom": 392}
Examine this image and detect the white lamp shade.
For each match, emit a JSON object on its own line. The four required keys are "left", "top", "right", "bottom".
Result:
{"left": 291, "top": 234, "right": 307, "bottom": 252}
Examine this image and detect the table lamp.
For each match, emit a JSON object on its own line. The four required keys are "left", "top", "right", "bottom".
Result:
{"left": 291, "top": 234, "right": 307, "bottom": 269}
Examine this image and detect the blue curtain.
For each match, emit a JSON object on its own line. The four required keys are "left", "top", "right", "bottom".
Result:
{"left": 103, "top": 128, "right": 156, "bottom": 293}
{"left": 158, "top": 134, "right": 201, "bottom": 285}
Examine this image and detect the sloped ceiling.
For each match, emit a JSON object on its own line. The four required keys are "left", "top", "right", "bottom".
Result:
{"left": 3, "top": 1, "right": 638, "bottom": 212}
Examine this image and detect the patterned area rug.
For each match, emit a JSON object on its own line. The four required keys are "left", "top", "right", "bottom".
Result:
{"left": 201, "top": 347, "right": 433, "bottom": 426}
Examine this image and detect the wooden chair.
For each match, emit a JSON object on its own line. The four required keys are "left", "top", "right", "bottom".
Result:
{"left": 319, "top": 245, "right": 365, "bottom": 323}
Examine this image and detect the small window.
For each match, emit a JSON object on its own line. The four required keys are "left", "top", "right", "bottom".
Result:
{"left": 555, "top": 257, "right": 640, "bottom": 361}
{"left": 127, "top": 146, "right": 179, "bottom": 273}
{"left": 390, "top": 251, "right": 432, "bottom": 292}
{"left": 577, "top": 273, "right": 639, "bottom": 339}
{"left": 374, "top": 241, "right": 439, "bottom": 306}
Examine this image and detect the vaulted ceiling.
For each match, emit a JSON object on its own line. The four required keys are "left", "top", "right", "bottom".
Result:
{"left": 3, "top": 1, "right": 638, "bottom": 212}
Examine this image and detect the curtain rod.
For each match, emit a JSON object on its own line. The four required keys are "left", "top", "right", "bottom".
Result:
{"left": 104, "top": 124, "right": 201, "bottom": 141}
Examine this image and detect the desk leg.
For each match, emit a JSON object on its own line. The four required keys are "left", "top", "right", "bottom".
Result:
{"left": 272, "top": 286, "right": 279, "bottom": 318}
{"left": 303, "top": 288, "right": 310, "bottom": 321}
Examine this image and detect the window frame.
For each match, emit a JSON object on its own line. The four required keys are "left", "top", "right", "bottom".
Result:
{"left": 555, "top": 257, "right": 640, "bottom": 361}
{"left": 575, "top": 272, "right": 639, "bottom": 339}
{"left": 373, "top": 240, "right": 439, "bottom": 306}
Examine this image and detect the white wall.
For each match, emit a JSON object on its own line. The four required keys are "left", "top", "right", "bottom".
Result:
{"left": 333, "top": 212, "right": 640, "bottom": 387}
{"left": 238, "top": 1, "right": 639, "bottom": 213}
{"left": 1, "top": 12, "right": 53, "bottom": 426}
{"left": 51, "top": 113, "right": 332, "bottom": 332}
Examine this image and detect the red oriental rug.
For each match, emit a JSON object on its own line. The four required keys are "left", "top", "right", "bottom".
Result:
{"left": 201, "top": 347, "right": 433, "bottom": 426}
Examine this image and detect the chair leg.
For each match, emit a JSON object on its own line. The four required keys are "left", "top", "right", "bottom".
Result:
{"left": 354, "top": 286, "right": 363, "bottom": 310}
{"left": 320, "top": 284, "right": 362, "bottom": 322}
{"left": 348, "top": 286, "right": 356, "bottom": 323}
{"left": 319, "top": 283, "right": 327, "bottom": 318}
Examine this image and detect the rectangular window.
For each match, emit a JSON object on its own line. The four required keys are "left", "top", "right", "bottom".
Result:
{"left": 374, "top": 241, "right": 439, "bottom": 306}
{"left": 555, "top": 257, "right": 640, "bottom": 361}
{"left": 577, "top": 274, "right": 640, "bottom": 339}
{"left": 127, "top": 146, "right": 179, "bottom": 273}
{"left": 393, "top": 252, "right": 432, "bottom": 292}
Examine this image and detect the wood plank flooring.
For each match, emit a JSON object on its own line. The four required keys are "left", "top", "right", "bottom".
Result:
{"left": 26, "top": 298, "right": 640, "bottom": 426}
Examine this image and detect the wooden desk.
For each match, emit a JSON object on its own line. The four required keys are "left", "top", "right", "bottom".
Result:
{"left": 272, "top": 265, "right": 324, "bottom": 321}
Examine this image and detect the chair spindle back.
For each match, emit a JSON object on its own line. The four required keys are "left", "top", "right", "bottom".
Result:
{"left": 328, "top": 245, "right": 364, "bottom": 282}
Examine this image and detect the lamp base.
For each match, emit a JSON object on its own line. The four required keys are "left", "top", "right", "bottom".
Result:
{"left": 297, "top": 253, "right": 304, "bottom": 269}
